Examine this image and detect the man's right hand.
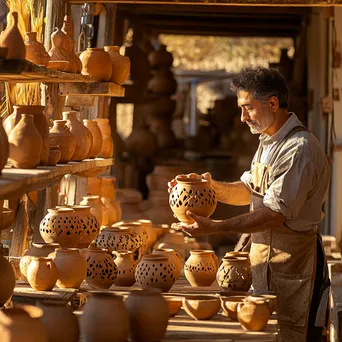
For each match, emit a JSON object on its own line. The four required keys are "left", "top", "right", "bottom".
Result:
{"left": 167, "top": 172, "right": 214, "bottom": 194}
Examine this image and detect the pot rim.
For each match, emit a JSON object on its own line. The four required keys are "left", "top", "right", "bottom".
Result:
{"left": 32, "top": 242, "right": 60, "bottom": 249}
{"left": 175, "top": 176, "right": 208, "bottom": 185}
{"left": 142, "top": 254, "right": 169, "bottom": 261}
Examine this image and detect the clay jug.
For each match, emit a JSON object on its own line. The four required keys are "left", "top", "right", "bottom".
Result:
{"left": 152, "top": 248, "right": 181, "bottom": 279}
{"left": 48, "top": 248, "right": 86, "bottom": 289}
{"left": 113, "top": 250, "right": 137, "bottom": 286}
{"left": 8, "top": 114, "right": 42, "bottom": 168}
{"left": 81, "top": 248, "right": 117, "bottom": 289}
{"left": 83, "top": 120, "right": 102, "bottom": 158}
{"left": 81, "top": 292, "right": 129, "bottom": 342}
{"left": 0, "top": 117, "right": 9, "bottom": 175}
{"left": 39, "top": 208, "right": 83, "bottom": 247}
{"left": 125, "top": 289, "right": 169, "bottom": 342}
{"left": 95, "top": 118, "right": 114, "bottom": 158}
{"left": 100, "top": 175, "right": 116, "bottom": 199}
{"left": 48, "top": 28, "right": 70, "bottom": 68}
{"left": 220, "top": 295, "right": 247, "bottom": 321}
{"left": 216, "top": 256, "right": 252, "bottom": 292}
{"left": 27, "top": 257, "right": 58, "bottom": 291}
{"left": 86, "top": 177, "right": 101, "bottom": 196}
{"left": 37, "top": 300, "right": 79, "bottom": 342}
{"left": 80, "top": 48, "right": 112, "bottom": 81}
{"left": 148, "top": 44, "right": 173, "bottom": 68}
{"left": 4, "top": 105, "right": 49, "bottom": 165}
{"left": 0, "top": 256, "right": 15, "bottom": 307}
{"left": 0, "top": 305, "right": 47, "bottom": 342}
{"left": 62, "top": 111, "right": 92, "bottom": 161}
{"left": 169, "top": 176, "right": 217, "bottom": 224}
{"left": 148, "top": 69, "right": 177, "bottom": 95}
{"left": 104, "top": 46, "right": 130, "bottom": 85}
{"left": 49, "top": 120, "right": 76, "bottom": 163}
{"left": 24, "top": 32, "right": 49, "bottom": 66}
{"left": 80, "top": 195, "right": 107, "bottom": 226}
{"left": 135, "top": 254, "right": 177, "bottom": 292}
{"left": 237, "top": 298, "right": 271, "bottom": 331}
{"left": 0, "top": 12, "right": 25, "bottom": 59}
{"left": 101, "top": 197, "right": 119, "bottom": 225}
{"left": 184, "top": 250, "right": 218, "bottom": 287}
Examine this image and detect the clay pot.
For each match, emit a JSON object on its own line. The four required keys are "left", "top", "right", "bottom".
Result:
{"left": 143, "top": 96, "right": 176, "bottom": 119}
{"left": 113, "top": 250, "right": 137, "bottom": 286}
{"left": 86, "top": 177, "right": 101, "bottom": 196}
{"left": 169, "top": 177, "right": 217, "bottom": 224}
{"left": 48, "top": 28, "right": 71, "bottom": 70}
{"left": 135, "top": 254, "right": 177, "bottom": 292}
{"left": 101, "top": 198, "right": 119, "bottom": 225}
{"left": 184, "top": 237, "right": 201, "bottom": 258}
{"left": 95, "top": 118, "right": 114, "bottom": 158}
{"left": 0, "top": 256, "right": 15, "bottom": 307}
{"left": 4, "top": 105, "right": 49, "bottom": 166}
{"left": 148, "top": 69, "right": 177, "bottom": 95}
{"left": 62, "top": 111, "right": 92, "bottom": 161}
{"left": 166, "top": 297, "right": 182, "bottom": 317}
{"left": 152, "top": 248, "right": 181, "bottom": 279}
{"left": 61, "top": 15, "right": 74, "bottom": 38}
{"left": 37, "top": 300, "right": 79, "bottom": 342}
{"left": 125, "top": 127, "right": 158, "bottom": 157}
{"left": 225, "top": 251, "right": 250, "bottom": 262}
{"left": 81, "top": 248, "right": 117, "bottom": 289}
{"left": 27, "top": 257, "right": 58, "bottom": 291}
{"left": 100, "top": 176, "right": 116, "bottom": 199}
{"left": 39, "top": 208, "right": 83, "bottom": 247}
{"left": 93, "top": 227, "right": 142, "bottom": 253}
{"left": 49, "top": 120, "right": 76, "bottom": 163}
{"left": 61, "top": 24, "right": 82, "bottom": 74}
{"left": 47, "top": 146, "right": 61, "bottom": 166}
{"left": 0, "top": 117, "right": 9, "bottom": 175}
{"left": 137, "top": 219, "right": 157, "bottom": 251}
{"left": 148, "top": 45, "right": 173, "bottom": 68}
{"left": 220, "top": 296, "right": 246, "bottom": 320}
{"left": 80, "top": 195, "right": 108, "bottom": 226}
{"left": 49, "top": 248, "right": 86, "bottom": 289}
{"left": 125, "top": 289, "right": 169, "bottom": 342}
{"left": 81, "top": 292, "right": 129, "bottom": 342}
{"left": 80, "top": 48, "right": 112, "bottom": 81}
{"left": 248, "top": 295, "right": 277, "bottom": 315}
{"left": 237, "top": 298, "right": 271, "bottom": 331}
{"left": 184, "top": 250, "right": 218, "bottom": 287}
{"left": 83, "top": 120, "right": 102, "bottom": 158}
{"left": 47, "top": 60, "right": 69, "bottom": 71}
{"left": 216, "top": 256, "right": 252, "bottom": 292}
{"left": 8, "top": 114, "right": 42, "bottom": 168}
{"left": 0, "top": 12, "right": 25, "bottom": 59}
{"left": 24, "top": 32, "right": 49, "bottom": 66}
{"left": 104, "top": 46, "right": 130, "bottom": 85}
{"left": 0, "top": 305, "right": 47, "bottom": 342}
{"left": 182, "top": 295, "right": 220, "bottom": 320}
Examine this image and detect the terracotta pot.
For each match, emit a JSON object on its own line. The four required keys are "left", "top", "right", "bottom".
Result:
{"left": 113, "top": 250, "right": 137, "bottom": 286}
{"left": 104, "top": 46, "right": 130, "bottom": 85}
{"left": 80, "top": 48, "right": 112, "bottom": 81}
{"left": 62, "top": 111, "right": 92, "bottom": 161}
{"left": 4, "top": 105, "right": 49, "bottom": 166}
{"left": 247, "top": 295, "right": 277, "bottom": 315}
{"left": 166, "top": 297, "right": 182, "bottom": 317}
{"left": 137, "top": 219, "right": 157, "bottom": 251}
{"left": 169, "top": 177, "right": 217, "bottom": 224}
{"left": 48, "top": 28, "right": 72, "bottom": 71}
{"left": 27, "top": 257, "right": 58, "bottom": 291}
{"left": 95, "top": 118, "right": 114, "bottom": 158}
{"left": 83, "top": 120, "right": 102, "bottom": 158}
{"left": 61, "top": 15, "right": 74, "bottom": 38}
{"left": 0, "top": 256, "right": 15, "bottom": 307}
{"left": 24, "top": 32, "right": 49, "bottom": 66}
{"left": 81, "top": 248, "right": 117, "bottom": 289}
{"left": 47, "top": 60, "right": 69, "bottom": 71}
{"left": 216, "top": 256, "right": 252, "bottom": 292}
{"left": 8, "top": 114, "right": 42, "bottom": 168}
{"left": 0, "top": 117, "right": 9, "bottom": 175}
{"left": 143, "top": 96, "right": 176, "bottom": 119}
{"left": 37, "top": 300, "right": 79, "bottom": 342}
{"left": 152, "top": 248, "right": 181, "bottom": 279}
{"left": 100, "top": 176, "right": 116, "bottom": 199}
{"left": 86, "top": 177, "right": 101, "bottom": 196}
{"left": 0, "top": 12, "right": 25, "bottom": 59}
{"left": 125, "top": 127, "right": 158, "bottom": 157}
{"left": 135, "top": 254, "right": 176, "bottom": 292}
{"left": 39, "top": 208, "right": 83, "bottom": 247}
{"left": 93, "top": 227, "right": 142, "bottom": 253}
{"left": 220, "top": 296, "right": 246, "bottom": 320}
{"left": 47, "top": 146, "right": 61, "bottom": 166}
{"left": 81, "top": 292, "right": 129, "bottom": 342}
{"left": 237, "top": 298, "right": 271, "bottom": 331}
{"left": 224, "top": 251, "right": 250, "bottom": 262}
{"left": 148, "top": 45, "right": 173, "bottom": 68}
{"left": 182, "top": 295, "right": 220, "bottom": 320}
{"left": 148, "top": 69, "right": 177, "bottom": 95}
{"left": 125, "top": 289, "right": 169, "bottom": 342}
{"left": 49, "top": 248, "right": 86, "bottom": 289}
{"left": 101, "top": 198, "right": 119, "bottom": 225}
{"left": 0, "top": 305, "right": 47, "bottom": 342}
{"left": 80, "top": 195, "right": 107, "bottom": 226}
{"left": 60, "top": 28, "right": 82, "bottom": 74}
{"left": 49, "top": 120, "right": 76, "bottom": 163}
{"left": 184, "top": 250, "right": 218, "bottom": 287}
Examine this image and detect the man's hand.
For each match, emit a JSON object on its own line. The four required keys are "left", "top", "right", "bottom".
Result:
{"left": 167, "top": 172, "right": 214, "bottom": 194}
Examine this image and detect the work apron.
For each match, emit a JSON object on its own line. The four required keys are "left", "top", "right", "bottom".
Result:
{"left": 246, "top": 126, "right": 329, "bottom": 342}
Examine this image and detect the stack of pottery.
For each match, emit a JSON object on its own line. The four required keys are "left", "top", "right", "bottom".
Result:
{"left": 27, "top": 257, "right": 58, "bottom": 291}
{"left": 0, "top": 117, "right": 9, "bottom": 175}
{"left": 116, "top": 188, "right": 147, "bottom": 221}
{"left": 80, "top": 195, "right": 108, "bottom": 226}
{"left": 24, "top": 31, "right": 50, "bottom": 66}
{"left": 95, "top": 118, "right": 114, "bottom": 158}
{"left": 0, "top": 255, "right": 15, "bottom": 307}
{"left": 100, "top": 176, "right": 121, "bottom": 224}
{"left": 113, "top": 250, "right": 137, "bottom": 286}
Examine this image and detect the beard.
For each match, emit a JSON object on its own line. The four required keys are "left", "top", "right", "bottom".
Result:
{"left": 247, "top": 108, "right": 275, "bottom": 134}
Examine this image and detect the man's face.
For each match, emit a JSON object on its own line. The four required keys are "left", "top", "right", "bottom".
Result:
{"left": 237, "top": 90, "right": 275, "bottom": 135}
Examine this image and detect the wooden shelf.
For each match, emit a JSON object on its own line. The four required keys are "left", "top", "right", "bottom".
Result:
{"left": 0, "top": 158, "right": 114, "bottom": 199}
{"left": 59, "top": 82, "right": 125, "bottom": 97}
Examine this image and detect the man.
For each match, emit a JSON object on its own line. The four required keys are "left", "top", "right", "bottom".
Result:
{"left": 169, "top": 67, "right": 330, "bottom": 342}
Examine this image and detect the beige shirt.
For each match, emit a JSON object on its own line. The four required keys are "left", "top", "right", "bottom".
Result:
{"left": 241, "top": 113, "right": 330, "bottom": 232}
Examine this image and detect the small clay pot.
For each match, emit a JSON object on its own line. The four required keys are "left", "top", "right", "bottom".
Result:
{"left": 220, "top": 295, "right": 247, "bottom": 320}
{"left": 100, "top": 176, "right": 116, "bottom": 199}
{"left": 0, "top": 256, "right": 15, "bottom": 307}
{"left": 148, "top": 45, "right": 173, "bottom": 68}
{"left": 95, "top": 118, "right": 114, "bottom": 158}
{"left": 101, "top": 198, "right": 120, "bottom": 225}
{"left": 165, "top": 297, "right": 182, "bottom": 317}
{"left": 27, "top": 257, "right": 58, "bottom": 291}
{"left": 152, "top": 248, "right": 181, "bottom": 279}
{"left": 47, "top": 146, "right": 61, "bottom": 166}
{"left": 113, "top": 250, "right": 137, "bottom": 286}
{"left": 83, "top": 120, "right": 102, "bottom": 158}
{"left": 104, "top": 46, "right": 130, "bottom": 85}
{"left": 25, "top": 31, "right": 50, "bottom": 66}
{"left": 87, "top": 177, "right": 101, "bottom": 196}
{"left": 182, "top": 295, "right": 220, "bottom": 320}
{"left": 80, "top": 48, "right": 112, "bottom": 81}
{"left": 80, "top": 195, "right": 107, "bottom": 226}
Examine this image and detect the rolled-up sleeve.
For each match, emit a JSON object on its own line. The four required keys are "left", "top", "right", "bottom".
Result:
{"left": 263, "top": 146, "right": 316, "bottom": 220}
{"left": 240, "top": 170, "right": 253, "bottom": 192}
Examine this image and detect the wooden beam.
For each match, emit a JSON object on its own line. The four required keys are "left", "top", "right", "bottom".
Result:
{"left": 59, "top": 82, "right": 125, "bottom": 97}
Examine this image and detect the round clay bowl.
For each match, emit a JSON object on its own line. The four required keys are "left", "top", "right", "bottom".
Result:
{"left": 165, "top": 297, "right": 182, "bottom": 317}
{"left": 47, "top": 61, "right": 69, "bottom": 71}
{"left": 182, "top": 295, "right": 220, "bottom": 320}
{"left": 0, "top": 208, "right": 15, "bottom": 231}
{"left": 220, "top": 296, "right": 247, "bottom": 320}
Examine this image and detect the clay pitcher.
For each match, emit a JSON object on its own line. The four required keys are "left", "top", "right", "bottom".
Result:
{"left": 113, "top": 250, "right": 137, "bottom": 286}
{"left": 104, "top": 46, "right": 131, "bottom": 85}
{"left": 83, "top": 120, "right": 103, "bottom": 158}
{"left": 0, "top": 12, "right": 25, "bottom": 59}
{"left": 80, "top": 195, "right": 107, "bottom": 226}
{"left": 24, "top": 32, "right": 50, "bottom": 66}
{"left": 8, "top": 114, "right": 42, "bottom": 168}
{"left": 95, "top": 118, "right": 114, "bottom": 158}
{"left": 0, "top": 255, "right": 15, "bottom": 307}
{"left": 0, "top": 117, "right": 9, "bottom": 175}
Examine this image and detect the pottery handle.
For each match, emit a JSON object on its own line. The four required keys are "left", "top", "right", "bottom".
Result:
{"left": 237, "top": 302, "right": 244, "bottom": 312}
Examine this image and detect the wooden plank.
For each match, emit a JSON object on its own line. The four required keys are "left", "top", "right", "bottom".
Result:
{"left": 59, "top": 82, "right": 125, "bottom": 97}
